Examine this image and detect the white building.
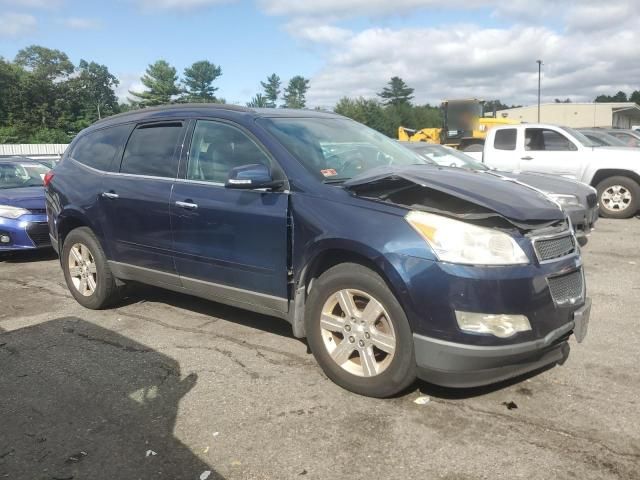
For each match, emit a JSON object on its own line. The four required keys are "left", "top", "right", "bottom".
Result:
{"left": 496, "top": 102, "right": 640, "bottom": 129}
{"left": 0, "top": 144, "right": 68, "bottom": 161}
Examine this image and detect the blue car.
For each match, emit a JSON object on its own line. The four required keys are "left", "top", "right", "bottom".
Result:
{"left": 46, "top": 105, "right": 590, "bottom": 397}
{"left": 0, "top": 157, "right": 51, "bottom": 253}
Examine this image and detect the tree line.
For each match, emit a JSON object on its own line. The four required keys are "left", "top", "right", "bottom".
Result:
{"left": 0, "top": 45, "right": 311, "bottom": 143}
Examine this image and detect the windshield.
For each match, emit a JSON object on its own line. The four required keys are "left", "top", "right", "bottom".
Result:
{"left": 581, "top": 131, "right": 627, "bottom": 147}
{"left": 407, "top": 144, "right": 488, "bottom": 171}
{"left": 0, "top": 162, "right": 49, "bottom": 189}
{"left": 258, "top": 117, "right": 432, "bottom": 181}
{"left": 560, "top": 126, "right": 599, "bottom": 147}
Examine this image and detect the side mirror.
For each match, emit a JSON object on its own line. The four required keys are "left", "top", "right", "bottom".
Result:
{"left": 225, "top": 164, "right": 283, "bottom": 190}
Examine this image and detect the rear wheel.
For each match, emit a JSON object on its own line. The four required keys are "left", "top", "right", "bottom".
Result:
{"left": 305, "top": 263, "right": 416, "bottom": 397}
{"left": 596, "top": 176, "right": 640, "bottom": 219}
{"left": 62, "top": 227, "right": 120, "bottom": 309}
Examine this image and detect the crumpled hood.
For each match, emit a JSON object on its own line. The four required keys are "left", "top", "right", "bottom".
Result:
{"left": 0, "top": 186, "right": 46, "bottom": 211}
{"left": 344, "top": 165, "right": 565, "bottom": 224}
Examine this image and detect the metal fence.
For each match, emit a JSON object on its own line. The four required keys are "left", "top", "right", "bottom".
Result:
{"left": 0, "top": 144, "right": 68, "bottom": 159}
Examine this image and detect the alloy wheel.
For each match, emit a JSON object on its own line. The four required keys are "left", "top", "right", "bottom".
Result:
{"left": 320, "top": 289, "right": 396, "bottom": 377}
{"left": 68, "top": 242, "right": 97, "bottom": 297}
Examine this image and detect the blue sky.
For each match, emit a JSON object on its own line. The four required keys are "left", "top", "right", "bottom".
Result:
{"left": 1, "top": 0, "right": 638, "bottom": 107}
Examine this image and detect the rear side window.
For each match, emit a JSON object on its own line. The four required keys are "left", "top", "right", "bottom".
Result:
{"left": 494, "top": 129, "right": 516, "bottom": 150}
{"left": 120, "top": 122, "right": 183, "bottom": 178}
{"left": 71, "top": 125, "right": 131, "bottom": 171}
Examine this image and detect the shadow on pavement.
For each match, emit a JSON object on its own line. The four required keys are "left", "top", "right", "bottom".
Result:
{"left": 0, "top": 317, "right": 223, "bottom": 480}
{"left": 0, "top": 249, "right": 58, "bottom": 264}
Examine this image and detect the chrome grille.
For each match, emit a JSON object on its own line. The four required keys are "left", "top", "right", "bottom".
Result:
{"left": 548, "top": 270, "right": 584, "bottom": 305}
{"left": 534, "top": 234, "right": 575, "bottom": 262}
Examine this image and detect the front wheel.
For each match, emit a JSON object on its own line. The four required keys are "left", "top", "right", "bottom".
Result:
{"left": 596, "top": 176, "right": 640, "bottom": 219}
{"left": 305, "top": 263, "right": 416, "bottom": 397}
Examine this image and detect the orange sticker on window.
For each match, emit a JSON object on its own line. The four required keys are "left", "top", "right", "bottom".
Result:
{"left": 321, "top": 169, "right": 337, "bottom": 177}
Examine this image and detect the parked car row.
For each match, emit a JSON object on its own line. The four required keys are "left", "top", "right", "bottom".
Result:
{"left": 37, "top": 104, "right": 591, "bottom": 397}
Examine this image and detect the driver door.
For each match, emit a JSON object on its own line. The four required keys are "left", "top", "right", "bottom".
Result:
{"left": 170, "top": 119, "right": 290, "bottom": 313}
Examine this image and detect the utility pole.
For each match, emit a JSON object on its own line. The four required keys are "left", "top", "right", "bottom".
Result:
{"left": 537, "top": 60, "right": 543, "bottom": 122}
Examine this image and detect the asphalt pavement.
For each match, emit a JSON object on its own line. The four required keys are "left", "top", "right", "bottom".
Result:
{"left": 1, "top": 218, "right": 639, "bottom": 480}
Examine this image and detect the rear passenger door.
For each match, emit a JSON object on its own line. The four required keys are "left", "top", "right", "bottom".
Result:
{"left": 519, "top": 127, "right": 581, "bottom": 177}
{"left": 101, "top": 121, "right": 187, "bottom": 282}
{"left": 170, "top": 119, "right": 290, "bottom": 314}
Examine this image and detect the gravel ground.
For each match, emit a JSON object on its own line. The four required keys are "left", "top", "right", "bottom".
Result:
{"left": 1, "top": 218, "right": 639, "bottom": 480}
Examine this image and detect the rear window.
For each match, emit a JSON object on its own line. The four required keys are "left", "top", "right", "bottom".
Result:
{"left": 494, "top": 129, "right": 516, "bottom": 151}
{"left": 120, "top": 122, "right": 183, "bottom": 178}
{"left": 71, "top": 125, "right": 132, "bottom": 171}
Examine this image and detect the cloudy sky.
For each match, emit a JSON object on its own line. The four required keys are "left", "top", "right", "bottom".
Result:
{"left": 1, "top": 0, "right": 638, "bottom": 108}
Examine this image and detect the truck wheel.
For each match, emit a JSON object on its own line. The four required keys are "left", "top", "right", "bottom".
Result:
{"left": 61, "top": 227, "right": 120, "bottom": 309}
{"left": 596, "top": 176, "right": 640, "bottom": 219}
{"left": 305, "top": 263, "right": 416, "bottom": 398}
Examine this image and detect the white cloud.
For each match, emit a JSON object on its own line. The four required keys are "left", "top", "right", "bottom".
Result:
{"left": 0, "top": 13, "right": 37, "bottom": 37}
{"left": 257, "top": 0, "right": 640, "bottom": 108}
{"left": 62, "top": 17, "right": 101, "bottom": 30}
{"left": 135, "top": 0, "right": 235, "bottom": 11}
{"left": 115, "top": 72, "right": 146, "bottom": 103}
{"left": 0, "top": 0, "right": 62, "bottom": 8}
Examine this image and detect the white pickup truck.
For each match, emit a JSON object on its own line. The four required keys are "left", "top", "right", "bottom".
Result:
{"left": 480, "top": 124, "right": 640, "bottom": 219}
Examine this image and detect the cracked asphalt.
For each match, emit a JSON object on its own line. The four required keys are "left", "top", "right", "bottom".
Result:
{"left": 1, "top": 218, "right": 639, "bottom": 480}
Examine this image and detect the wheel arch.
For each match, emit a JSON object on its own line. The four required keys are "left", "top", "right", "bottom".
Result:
{"left": 57, "top": 208, "right": 102, "bottom": 252}
{"left": 590, "top": 169, "right": 640, "bottom": 188}
{"left": 291, "top": 241, "right": 411, "bottom": 338}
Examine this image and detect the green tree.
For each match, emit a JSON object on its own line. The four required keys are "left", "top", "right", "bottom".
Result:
{"left": 129, "top": 60, "right": 181, "bottom": 107}
{"left": 283, "top": 75, "right": 310, "bottom": 109}
{"left": 630, "top": 90, "right": 640, "bottom": 105}
{"left": 72, "top": 60, "right": 120, "bottom": 121}
{"left": 377, "top": 76, "right": 414, "bottom": 106}
{"left": 595, "top": 91, "right": 628, "bottom": 103}
{"left": 182, "top": 60, "right": 222, "bottom": 102}
{"left": 14, "top": 45, "right": 74, "bottom": 80}
{"left": 261, "top": 73, "right": 281, "bottom": 108}
{"left": 246, "top": 93, "right": 269, "bottom": 108}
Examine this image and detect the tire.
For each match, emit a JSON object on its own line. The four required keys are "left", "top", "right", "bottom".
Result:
{"left": 61, "top": 227, "right": 120, "bottom": 309}
{"left": 596, "top": 176, "right": 640, "bottom": 219}
{"left": 305, "top": 263, "right": 416, "bottom": 398}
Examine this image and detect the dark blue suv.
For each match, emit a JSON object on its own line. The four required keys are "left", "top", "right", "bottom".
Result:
{"left": 46, "top": 105, "right": 590, "bottom": 397}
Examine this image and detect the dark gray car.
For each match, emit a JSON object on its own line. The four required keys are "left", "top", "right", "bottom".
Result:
{"left": 401, "top": 142, "right": 598, "bottom": 245}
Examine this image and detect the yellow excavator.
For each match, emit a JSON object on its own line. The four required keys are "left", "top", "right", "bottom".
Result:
{"left": 398, "top": 99, "right": 518, "bottom": 150}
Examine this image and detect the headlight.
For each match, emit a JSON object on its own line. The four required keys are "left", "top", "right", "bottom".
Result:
{"left": 455, "top": 311, "right": 531, "bottom": 338}
{"left": 405, "top": 211, "right": 529, "bottom": 265}
{"left": 0, "top": 205, "right": 29, "bottom": 219}
{"left": 547, "top": 194, "right": 582, "bottom": 208}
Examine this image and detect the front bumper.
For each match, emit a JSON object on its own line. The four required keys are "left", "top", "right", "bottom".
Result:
{"left": 414, "top": 321, "right": 573, "bottom": 388}
{"left": 566, "top": 205, "right": 599, "bottom": 239}
{"left": 0, "top": 214, "right": 50, "bottom": 252}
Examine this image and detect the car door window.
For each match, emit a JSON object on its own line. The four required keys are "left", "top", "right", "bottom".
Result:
{"left": 120, "top": 122, "right": 183, "bottom": 178}
{"left": 71, "top": 125, "right": 132, "bottom": 171}
{"left": 187, "top": 120, "right": 271, "bottom": 184}
{"left": 525, "top": 128, "right": 576, "bottom": 151}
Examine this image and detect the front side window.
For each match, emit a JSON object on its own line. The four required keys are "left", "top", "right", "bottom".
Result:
{"left": 525, "top": 128, "right": 577, "bottom": 151}
{"left": 0, "top": 162, "right": 49, "bottom": 189}
{"left": 494, "top": 128, "right": 516, "bottom": 151}
{"left": 120, "top": 122, "right": 183, "bottom": 178}
{"left": 187, "top": 121, "right": 272, "bottom": 184}
{"left": 71, "top": 125, "right": 132, "bottom": 171}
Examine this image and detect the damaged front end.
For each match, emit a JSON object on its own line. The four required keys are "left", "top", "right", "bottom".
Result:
{"left": 343, "top": 165, "right": 569, "bottom": 234}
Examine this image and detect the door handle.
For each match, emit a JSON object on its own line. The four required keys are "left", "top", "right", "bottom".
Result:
{"left": 521, "top": 156, "right": 534, "bottom": 161}
{"left": 102, "top": 192, "right": 119, "bottom": 199}
{"left": 175, "top": 201, "right": 198, "bottom": 210}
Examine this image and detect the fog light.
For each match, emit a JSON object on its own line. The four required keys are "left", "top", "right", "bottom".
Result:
{"left": 0, "top": 234, "right": 10, "bottom": 244}
{"left": 455, "top": 311, "right": 531, "bottom": 338}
